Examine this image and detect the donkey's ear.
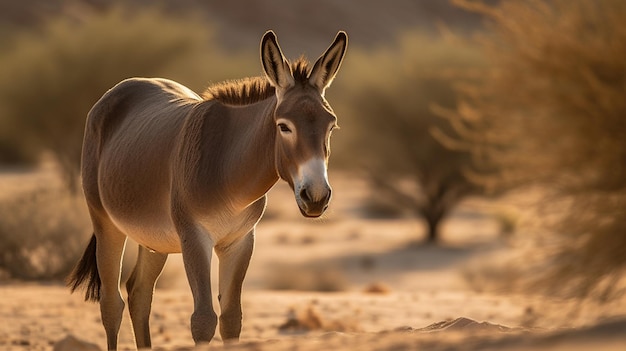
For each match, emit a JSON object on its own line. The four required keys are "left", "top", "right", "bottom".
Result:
{"left": 309, "top": 31, "right": 348, "bottom": 93}
{"left": 261, "top": 30, "right": 295, "bottom": 89}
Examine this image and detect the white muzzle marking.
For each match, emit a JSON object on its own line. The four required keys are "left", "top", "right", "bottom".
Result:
{"left": 295, "top": 157, "right": 329, "bottom": 202}
{"left": 293, "top": 157, "right": 331, "bottom": 217}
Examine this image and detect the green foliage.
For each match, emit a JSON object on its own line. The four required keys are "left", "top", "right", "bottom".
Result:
{"left": 0, "top": 6, "right": 253, "bottom": 185}
{"left": 452, "top": 0, "right": 626, "bottom": 299}
{"left": 335, "top": 31, "right": 486, "bottom": 241}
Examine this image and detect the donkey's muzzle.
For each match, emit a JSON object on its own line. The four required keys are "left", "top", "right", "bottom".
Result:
{"left": 296, "top": 185, "right": 331, "bottom": 218}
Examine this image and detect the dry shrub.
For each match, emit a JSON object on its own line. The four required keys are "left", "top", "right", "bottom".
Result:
{"left": 543, "top": 192, "right": 626, "bottom": 300}
{"left": 0, "top": 5, "right": 252, "bottom": 186}
{"left": 0, "top": 185, "right": 91, "bottom": 280}
{"left": 448, "top": 0, "right": 626, "bottom": 299}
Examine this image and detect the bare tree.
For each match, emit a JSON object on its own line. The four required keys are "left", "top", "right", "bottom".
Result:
{"left": 337, "top": 32, "right": 485, "bottom": 243}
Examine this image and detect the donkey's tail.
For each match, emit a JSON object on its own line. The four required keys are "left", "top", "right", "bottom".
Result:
{"left": 66, "top": 234, "right": 101, "bottom": 302}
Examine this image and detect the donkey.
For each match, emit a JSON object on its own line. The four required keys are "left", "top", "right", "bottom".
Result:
{"left": 67, "top": 30, "right": 347, "bottom": 350}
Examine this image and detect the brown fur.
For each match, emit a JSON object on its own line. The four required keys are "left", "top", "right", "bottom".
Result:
{"left": 68, "top": 30, "right": 347, "bottom": 350}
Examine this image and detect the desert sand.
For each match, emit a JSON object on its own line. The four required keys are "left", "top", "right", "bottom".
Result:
{"left": 1, "top": 167, "right": 625, "bottom": 351}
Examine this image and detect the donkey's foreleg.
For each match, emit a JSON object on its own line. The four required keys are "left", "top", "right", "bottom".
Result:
{"left": 126, "top": 245, "right": 168, "bottom": 349}
{"left": 180, "top": 229, "right": 217, "bottom": 344}
{"left": 95, "top": 226, "right": 127, "bottom": 351}
{"left": 215, "top": 230, "right": 254, "bottom": 342}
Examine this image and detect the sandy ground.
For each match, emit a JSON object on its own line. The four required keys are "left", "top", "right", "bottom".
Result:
{"left": 1, "top": 166, "right": 625, "bottom": 350}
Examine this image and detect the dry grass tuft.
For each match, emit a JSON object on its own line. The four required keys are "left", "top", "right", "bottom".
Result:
{"left": 0, "top": 182, "right": 91, "bottom": 280}
{"left": 278, "top": 302, "right": 361, "bottom": 333}
{"left": 460, "top": 251, "right": 527, "bottom": 294}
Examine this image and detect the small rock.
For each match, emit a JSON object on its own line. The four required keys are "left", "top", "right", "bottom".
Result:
{"left": 363, "top": 282, "right": 392, "bottom": 294}
{"left": 12, "top": 339, "right": 30, "bottom": 346}
{"left": 53, "top": 335, "right": 101, "bottom": 351}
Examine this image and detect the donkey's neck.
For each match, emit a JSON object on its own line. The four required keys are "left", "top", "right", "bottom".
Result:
{"left": 220, "top": 96, "right": 280, "bottom": 210}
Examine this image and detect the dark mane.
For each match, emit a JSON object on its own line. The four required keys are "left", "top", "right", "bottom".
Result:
{"left": 201, "top": 57, "right": 312, "bottom": 106}
{"left": 291, "top": 56, "right": 311, "bottom": 83}
{"left": 201, "top": 77, "right": 274, "bottom": 105}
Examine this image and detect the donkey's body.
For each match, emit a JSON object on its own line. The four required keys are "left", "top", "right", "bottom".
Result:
{"left": 87, "top": 77, "right": 276, "bottom": 254}
{"left": 68, "top": 31, "right": 347, "bottom": 350}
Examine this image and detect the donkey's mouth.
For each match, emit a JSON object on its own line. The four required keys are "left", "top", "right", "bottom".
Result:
{"left": 296, "top": 198, "right": 330, "bottom": 218}
{"left": 298, "top": 204, "right": 328, "bottom": 218}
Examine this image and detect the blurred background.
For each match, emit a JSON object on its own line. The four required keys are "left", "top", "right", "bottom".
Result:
{"left": 0, "top": 0, "right": 624, "bottom": 309}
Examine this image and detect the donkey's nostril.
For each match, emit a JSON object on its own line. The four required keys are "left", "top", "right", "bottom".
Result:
{"left": 299, "top": 187, "right": 311, "bottom": 203}
{"left": 324, "top": 188, "right": 332, "bottom": 203}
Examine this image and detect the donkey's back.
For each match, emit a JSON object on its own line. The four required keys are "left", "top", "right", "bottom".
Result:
{"left": 82, "top": 77, "right": 202, "bottom": 253}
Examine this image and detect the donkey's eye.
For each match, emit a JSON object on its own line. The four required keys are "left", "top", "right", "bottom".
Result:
{"left": 278, "top": 123, "right": 292, "bottom": 133}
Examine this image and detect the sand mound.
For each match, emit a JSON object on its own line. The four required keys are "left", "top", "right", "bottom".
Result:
{"left": 202, "top": 316, "right": 626, "bottom": 351}
{"left": 416, "top": 317, "right": 516, "bottom": 333}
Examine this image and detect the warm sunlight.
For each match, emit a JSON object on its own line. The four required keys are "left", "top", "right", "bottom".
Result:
{"left": 0, "top": 1, "right": 625, "bottom": 351}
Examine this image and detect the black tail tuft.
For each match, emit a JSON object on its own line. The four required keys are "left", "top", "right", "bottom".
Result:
{"left": 66, "top": 234, "right": 101, "bottom": 302}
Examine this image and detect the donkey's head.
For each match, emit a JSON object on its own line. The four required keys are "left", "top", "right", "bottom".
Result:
{"left": 261, "top": 30, "right": 347, "bottom": 218}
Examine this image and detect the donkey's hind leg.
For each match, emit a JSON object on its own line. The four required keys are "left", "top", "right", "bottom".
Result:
{"left": 126, "top": 245, "right": 168, "bottom": 349}
{"left": 94, "top": 221, "right": 128, "bottom": 351}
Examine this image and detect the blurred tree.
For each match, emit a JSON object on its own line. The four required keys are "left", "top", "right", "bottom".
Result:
{"left": 448, "top": 0, "right": 626, "bottom": 299}
{"left": 0, "top": 6, "right": 252, "bottom": 187}
{"left": 336, "top": 32, "right": 486, "bottom": 243}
